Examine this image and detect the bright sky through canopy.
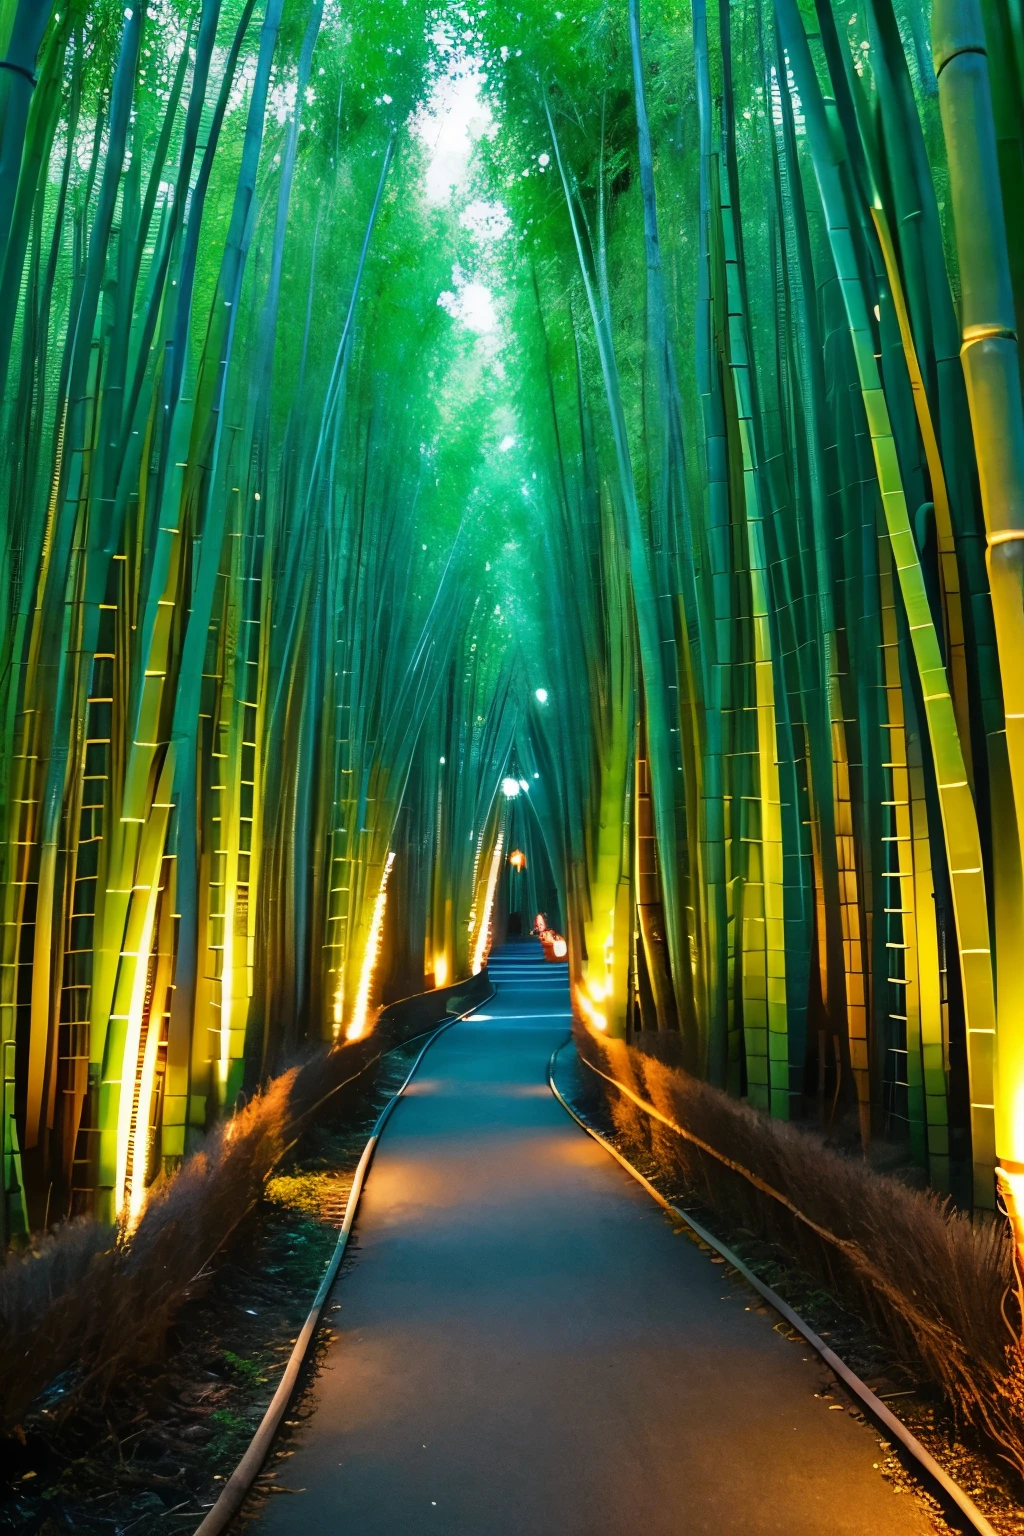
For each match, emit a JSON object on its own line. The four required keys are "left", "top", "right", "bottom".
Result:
{"left": 414, "top": 37, "right": 505, "bottom": 334}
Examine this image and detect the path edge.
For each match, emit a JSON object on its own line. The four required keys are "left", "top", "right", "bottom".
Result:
{"left": 547, "top": 1036, "right": 998, "bottom": 1536}
{"left": 190, "top": 988, "right": 495, "bottom": 1536}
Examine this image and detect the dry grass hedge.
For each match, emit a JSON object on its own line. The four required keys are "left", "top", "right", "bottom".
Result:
{"left": 1, "top": 1052, "right": 320, "bottom": 1431}
{"left": 0, "top": 970, "right": 490, "bottom": 1431}
{"left": 576, "top": 1025, "right": 1024, "bottom": 1477}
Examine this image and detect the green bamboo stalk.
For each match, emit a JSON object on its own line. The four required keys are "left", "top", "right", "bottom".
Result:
{"left": 544, "top": 89, "right": 695, "bottom": 1061}
{"left": 778, "top": 0, "right": 998, "bottom": 1204}
{"left": 0, "top": 0, "right": 56, "bottom": 268}
{"left": 932, "top": 0, "right": 1024, "bottom": 1214}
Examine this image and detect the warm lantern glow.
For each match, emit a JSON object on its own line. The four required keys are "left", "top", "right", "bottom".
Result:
{"left": 997, "top": 1165, "right": 1024, "bottom": 1272}
{"left": 575, "top": 982, "right": 607, "bottom": 1032}
{"left": 540, "top": 924, "right": 569, "bottom": 962}
{"left": 472, "top": 831, "right": 504, "bottom": 974}
{"left": 124, "top": 1012, "right": 162, "bottom": 1232}
{"left": 509, "top": 848, "right": 526, "bottom": 871}
{"left": 434, "top": 953, "right": 449, "bottom": 988}
{"left": 114, "top": 769, "right": 175, "bottom": 1225}
{"left": 346, "top": 852, "right": 396, "bottom": 1042}
{"left": 579, "top": 919, "right": 615, "bottom": 1021}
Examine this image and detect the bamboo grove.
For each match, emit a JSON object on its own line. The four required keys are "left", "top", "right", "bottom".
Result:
{"left": 474, "top": 0, "right": 1024, "bottom": 1225}
{"left": 0, "top": 0, "right": 524, "bottom": 1243}
{"left": 3, "top": 0, "right": 1024, "bottom": 1249}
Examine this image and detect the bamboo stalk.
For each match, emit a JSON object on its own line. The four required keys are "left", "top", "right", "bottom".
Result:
{"left": 778, "top": 0, "right": 998, "bottom": 1204}
{"left": 933, "top": 0, "right": 1024, "bottom": 1216}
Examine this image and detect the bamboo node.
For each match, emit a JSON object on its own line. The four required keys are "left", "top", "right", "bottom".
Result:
{"left": 961, "top": 325, "right": 1017, "bottom": 349}
{"left": 934, "top": 42, "right": 987, "bottom": 79}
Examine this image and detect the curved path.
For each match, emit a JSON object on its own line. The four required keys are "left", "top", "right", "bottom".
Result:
{"left": 252, "top": 942, "right": 934, "bottom": 1535}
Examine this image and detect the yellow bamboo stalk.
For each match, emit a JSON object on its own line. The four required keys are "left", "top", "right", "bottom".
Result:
{"left": 879, "top": 537, "right": 948, "bottom": 1182}
{"left": 932, "top": 0, "right": 1024, "bottom": 1226}
{"left": 472, "top": 821, "right": 505, "bottom": 977}
{"left": 97, "top": 746, "right": 176, "bottom": 1223}
{"left": 583, "top": 734, "right": 630, "bottom": 1033}
{"left": 91, "top": 442, "right": 192, "bottom": 1070}
{"left": 204, "top": 490, "right": 243, "bottom": 1113}
{"left": 582, "top": 555, "right": 631, "bottom": 1035}
{"left": 124, "top": 869, "right": 174, "bottom": 1231}
{"left": 909, "top": 740, "right": 951, "bottom": 1187}
{"left": 866, "top": 382, "right": 995, "bottom": 1205}
{"left": 777, "top": 0, "right": 997, "bottom": 1202}
{"left": 719, "top": 167, "right": 789, "bottom": 1116}
{"left": 871, "top": 204, "right": 974, "bottom": 787}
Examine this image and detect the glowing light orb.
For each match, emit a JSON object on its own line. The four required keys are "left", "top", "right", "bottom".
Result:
{"left": 501, "top": 776, "right": 520, "bottom": 798}
{"left": 535, "top": 688, "right": 548, "bottom": 703}
{"left": 539, "top": 925, "right": 568, "bottom": 963}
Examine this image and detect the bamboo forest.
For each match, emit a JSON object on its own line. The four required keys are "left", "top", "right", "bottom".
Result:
{"left": 5, "top": 0, "right": 1024, "bottom": 1529}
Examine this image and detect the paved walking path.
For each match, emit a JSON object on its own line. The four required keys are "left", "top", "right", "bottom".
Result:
{"left": 253, "top": 941, "right": 934, "bottom": 1534}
